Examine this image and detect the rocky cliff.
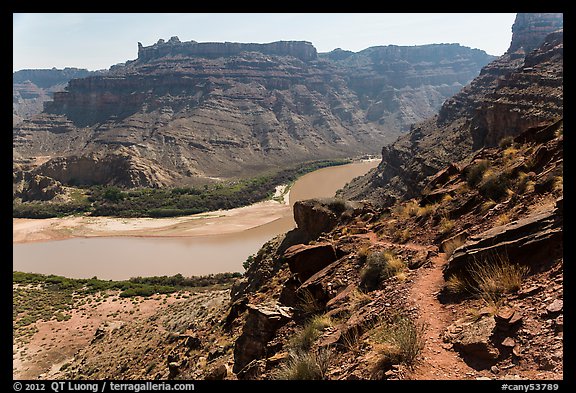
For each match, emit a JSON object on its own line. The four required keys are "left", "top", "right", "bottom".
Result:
{"left": 13, "top": 39, "right": 494, "bottom": 191}
{"left": 136, "top": 36, "right": 318, "bottom": 62}
{"left": 13, "top": 68, "right": 104, "bottom": 125}
{"left": 341, "top": 13, "right": 562, "bottom": 205}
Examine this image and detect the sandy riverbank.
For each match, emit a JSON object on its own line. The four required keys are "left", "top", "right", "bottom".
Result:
{"left": 13, "top": 186, "right": 291, "bottom": 244}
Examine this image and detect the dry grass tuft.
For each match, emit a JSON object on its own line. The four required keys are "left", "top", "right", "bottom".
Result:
{"left": 446, "top": 254, "right": 530, "bottom": 301}
{"left": 442, "top": 237, "right": 466, "bottom": 258}
{"left": 468, "top": 256, "right": 529, "bottom": 301}
{"left": 273, "top": 349, "right": 332, "bottom": 380}
{"left": 444, "top": 274, "right": 467, "bottom": 296}
{"left": 290, "top": 314, "right": 332, "bottom": 352}
{"left": 438, "top": 217, "right": 455, "bottom": 235}
{"left": 370, "top": 315, "right": 426, "bottom": 371}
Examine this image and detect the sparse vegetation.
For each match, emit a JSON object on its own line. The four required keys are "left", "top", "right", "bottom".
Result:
{"left": 290, "top": 315, "right": 332, "bottom": 352}
{"left": 417, "top": 202, "right": 440, "bottom": 217}
{"left": 444, "top": 274, "right": 467, "bottom": 296}
{"left": 438, "top": 217, "right": 455, "bottom": 235}
{"left": 273, "top": 349, "right": 332, "bottom": 380}
{"left": 13, "top": 271, "right": 240, "bottom": 299}
{"left": 495, "top": 213, "right": 511, "bottom": 226}
{"left": 479, "top": 170, "right": 511, "bottom": 201}
{"left": 498, "top": 135, "right": 515, "bottom": 148}
{"left": 243, "top": 254, "right": 256, "bottom": 271}
{"left": 297, "top": 289, "right": 324, "bottom": 317}
{"left": 466, "top": 160, "right": 490, "bottom": 187}
{"left": 393, "top": 228, "right": 412, "bottom": 243}
{"left": 392, "top": 200, "right": 420, "bottom": 219}
{"left": 444, "top": 254, "right": 530, "bottom": 301}
{"left": 480, "top": 199, "right": 497, "bottom": 213}
{"left": 468, "top": 256, "right": 529, "bottom": 301}
{"left": 442, "top": 237, "right": 466, "bottom": 258}
{"left": 516, "top": 172, "right": 536, "bottom": 194}
{"left": 341, "top": 327, "right": 362, "bottom": 355}
{"left": 370, "top": 314, "right": 426, "bottom": 371}
{"left": 360, "top": 251, "right": 405, "bottom": 291}
{"left": 357, "top": 245, "right": 371, "bottom": 263}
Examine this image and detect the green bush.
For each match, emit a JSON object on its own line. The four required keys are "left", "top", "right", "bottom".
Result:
{"left": 243, "top": 254, "right": 256, "bottom": 271}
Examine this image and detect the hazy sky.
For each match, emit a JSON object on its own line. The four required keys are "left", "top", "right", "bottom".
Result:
{"left": 13, "top": 13, "right": 518, "bottom": 72}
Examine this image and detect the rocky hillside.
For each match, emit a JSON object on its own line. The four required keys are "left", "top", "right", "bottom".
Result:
{"left": 52, "top": 118, "right": 563, "bottom": 380}
{"left": 13, "top": 38, "right": 494, "bottom": 191}
{"left": 341, "top": 13, "right": 562, "bottom": 206}
{"left": 13, "top": 68, "right": 104, "bottom": 125}
{"left": 25, "top": 13, "right": 563, "bottom": 381}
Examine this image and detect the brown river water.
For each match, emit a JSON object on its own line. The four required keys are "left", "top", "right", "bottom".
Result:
{"left": 13, "top": 160, "right": 378, "bottom": 280}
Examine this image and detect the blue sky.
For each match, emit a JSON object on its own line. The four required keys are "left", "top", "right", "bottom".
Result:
{"left": 13, "top": 13, "right": 517, "bottom": 72}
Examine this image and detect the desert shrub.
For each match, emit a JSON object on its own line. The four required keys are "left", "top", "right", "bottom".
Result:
{"left": 444, "top": 274, "right": 467, "bottom": 295}
{"left": 498, "top": 136, "right": 515, "bottom": 148}
{"left": 360, "top": 251, "right": 405, "bottom": 291}
{"left": 102, "top": 186, "right": 126, "bottom": 202}
{"left": 480, "top": 199, "right": 497, "bottom": 213}
{"left": 446, "top": 254, "right": 529, "bottom": 301}
{"left": 296, "top": 289, "right": 324, "bottom": 317}
{"left": 358, "top": 245, "right": 371, "bottom": 263}
{"left": 392, "top": 200, "right": 420, "bottom": 219}
{"left": 516, "top": 172, "right": 535, "bottom": 194}
{"left": 441, "top": 237, "right": 466, "bottom": 258}
{"left": 479, "top": 171, "right": 511, "bottom": 201}
{"left": 243, "top": 254, "right": 256, "bottom": 271}
{"left": 438, "top": 217, "right": 455, "bottom": 235}
{"left": 466, "top": 160, "right": 490, "bottom": 187}
{"left": 495, "top": 213, "right": 511, "bottom": 226}
{"left": 393, "top": 228, "right": 412, "bottom": 243}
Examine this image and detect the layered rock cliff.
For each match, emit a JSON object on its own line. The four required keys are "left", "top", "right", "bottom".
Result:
{"left": 341, "top": 13, "right": 562, "bottom": 205}
{"left": 13, "top": 68, "right": 104, "bottom": 125}
{"left": 13, "top": 39, "right": 494, "bottom": 191}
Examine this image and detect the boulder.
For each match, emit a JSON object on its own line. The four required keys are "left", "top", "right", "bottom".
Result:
{"left": 233, "top": 303, "right": 292, "bottom": 374}
{"left": 293, "top": 200, "right": 339, "bottom": 240}
{"left": 204, "top": 363, "right": 230, "bottom": 380}
{"left": 283, "top": 242, "right": 337, "bottom": 282}
{"left": 445, "top": 315, "right": 499, "bottom": 361}
{"left": 546, "top": 299, "right": 563, "bottom": 315}
{"left": 444, "top": 202, "right": 562, "bottom": 278}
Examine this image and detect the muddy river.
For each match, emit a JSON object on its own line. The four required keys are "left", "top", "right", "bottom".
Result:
{"left": 13, "top": 160, "right": 378, "bottom": 279}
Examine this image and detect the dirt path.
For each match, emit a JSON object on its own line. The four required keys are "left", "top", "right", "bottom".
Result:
{"left": 362, "top": 230, "right": 477, "bottom": 379}
{"left": 407, "top": 253, "right": 477, "bottom": 379}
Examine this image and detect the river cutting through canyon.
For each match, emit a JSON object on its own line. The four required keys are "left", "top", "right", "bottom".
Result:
{"left": 13, "top": 160, "right": 378, "bottom": 280}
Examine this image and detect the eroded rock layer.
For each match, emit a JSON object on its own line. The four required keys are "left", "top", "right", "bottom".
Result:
{"left": 13, "top": 39, "right": 494, "bottom": 190}
{"left": 341, "top": 13, "right": 563, "bottom": 206}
